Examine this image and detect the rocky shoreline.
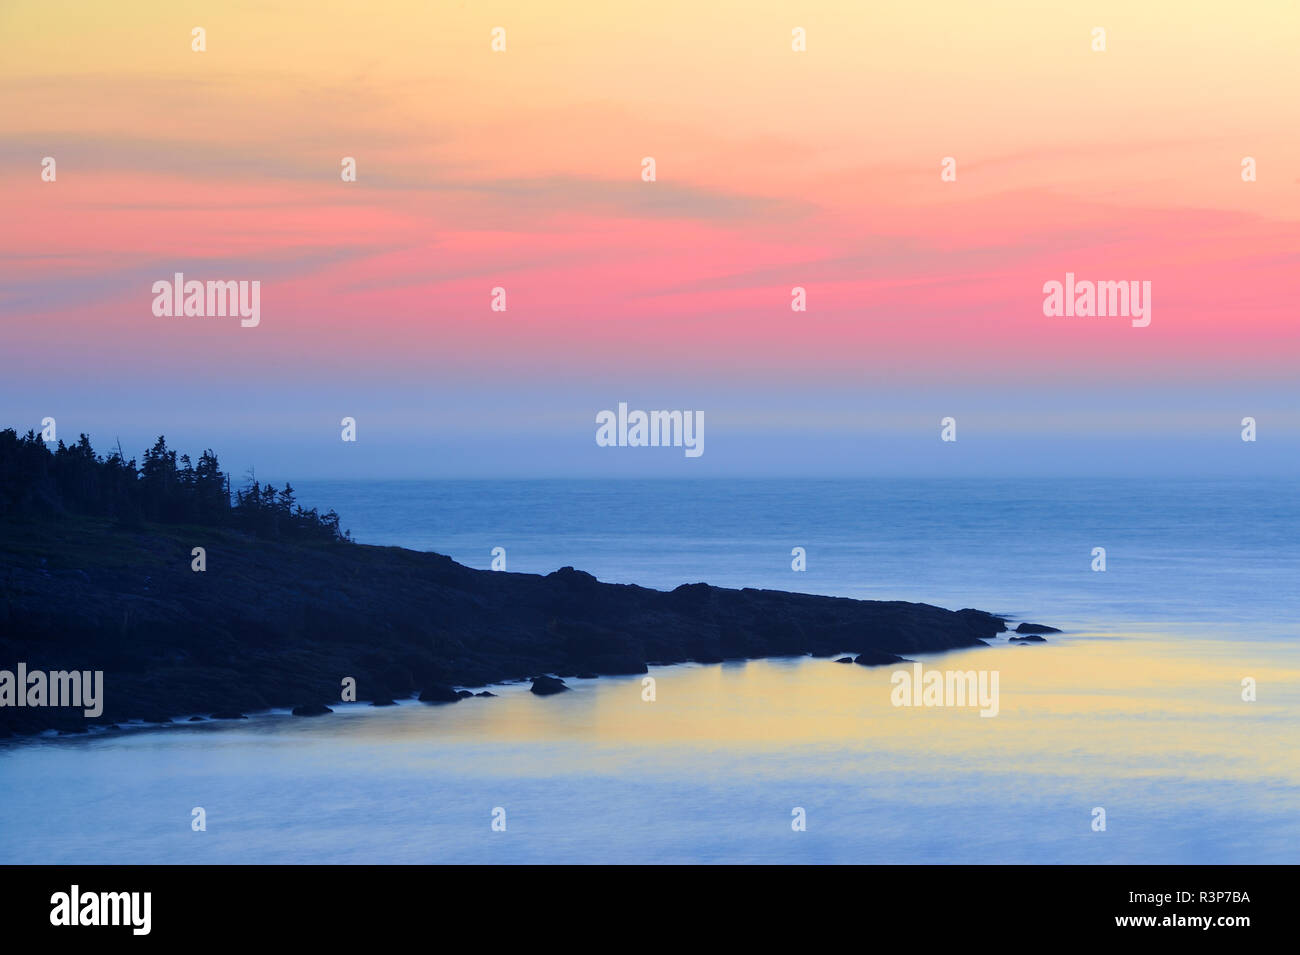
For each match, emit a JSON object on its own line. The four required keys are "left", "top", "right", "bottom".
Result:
{"left": 0, "top": 515, "right": 1053, "bottom": 737}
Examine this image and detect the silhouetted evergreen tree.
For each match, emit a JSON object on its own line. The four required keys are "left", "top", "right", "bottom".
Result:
{"left": 0, "top": 428, "right": 349, "bottom": 543}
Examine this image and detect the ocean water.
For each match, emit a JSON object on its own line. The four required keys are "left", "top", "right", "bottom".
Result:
{"left": 298, "top": 478, "right": 1300, "bottom": 631}
{"left": 2, "top": 479, "right": 1297, "bottom": 864}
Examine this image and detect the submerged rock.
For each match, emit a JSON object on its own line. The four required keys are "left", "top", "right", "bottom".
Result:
{"left": 418, "top": 684, "right": 461, "bottom": 703}
{"left": 475, "top": 691, "right": 496, "bottom": 697}
{"left": 530, "top": 675, "right": 568, "bottom": 696}
{"left": 370, "top": 698, "right": 397, "bottom": 707}
{"left": 1009, "top": 635, "right": 1046, "bottom": 643}
{"left": 835, "top": 656, "right": 854, "bottom": 664}
{"left": 854, "top": 650, "right": 909, "bottom": 666}
{"left": 291, "top": 703, "right": 333, "bottom": 716}
{"left": 1015, "top": 623, "right": 1061, "bottom": 634}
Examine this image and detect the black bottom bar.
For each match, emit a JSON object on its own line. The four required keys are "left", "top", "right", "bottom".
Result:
{"left": 2, "top": 864, "right": 1277, "bottom": 941}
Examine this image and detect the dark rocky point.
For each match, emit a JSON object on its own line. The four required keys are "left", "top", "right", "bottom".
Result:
{"left": 1015, "top": 623, "right": 1061, "bottom": 634}
{"left": 835, "top": 656, "right": 854, "bottom": 663}
{"left": 0, "top": 506, "right": 1019, "bottom": 735}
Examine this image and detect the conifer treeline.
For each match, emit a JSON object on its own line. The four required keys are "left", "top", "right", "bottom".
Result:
{"left": 0, "top": 428, "right": 349, "bottom": 543}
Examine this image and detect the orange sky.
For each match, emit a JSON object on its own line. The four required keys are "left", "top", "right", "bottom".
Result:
{"left": 2, "top": 1, "right": 1297, "bottom": 474}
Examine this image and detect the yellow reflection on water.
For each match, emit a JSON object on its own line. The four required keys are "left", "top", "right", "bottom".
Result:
{"left": 332, "top": 632, "right": 1300, "bottom": 793}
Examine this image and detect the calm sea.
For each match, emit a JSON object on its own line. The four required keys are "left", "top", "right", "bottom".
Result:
{"left": 2, "top": 479, "right": 1297, "bottom": 863}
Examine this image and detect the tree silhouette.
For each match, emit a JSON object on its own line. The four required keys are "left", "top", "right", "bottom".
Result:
{"left": 0, "top": 427, "right": 349, "bottom": 543}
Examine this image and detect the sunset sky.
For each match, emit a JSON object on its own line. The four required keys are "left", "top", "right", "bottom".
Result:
{"left": 2, "top": 1, "right": 1297, "bottom": 477}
